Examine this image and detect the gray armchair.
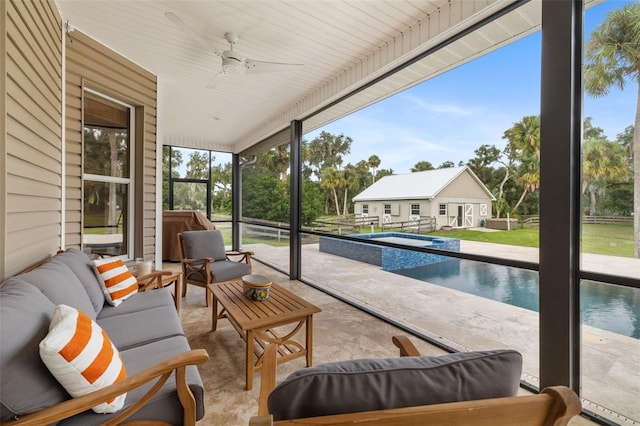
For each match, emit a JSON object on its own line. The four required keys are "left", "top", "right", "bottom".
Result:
{"left": 178, "top": 230, "right": 253, "bottom": 306}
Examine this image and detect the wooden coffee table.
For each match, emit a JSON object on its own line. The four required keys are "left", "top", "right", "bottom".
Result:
{"left": 208, "top": 279, "right": 321, "bottom": 390}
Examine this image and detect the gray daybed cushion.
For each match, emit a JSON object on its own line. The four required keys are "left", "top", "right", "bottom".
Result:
{"left": 49, "top": 248, "right": 105, "bottom": 315}
{"left": 267, "top": 349, "right": 523, "bottom": 421}
{"left": 18, "top": 259, "right": 97, "bottom": 319}
{"left": 58, "top": 335, "right": 205, "bottom": 426}
{"left": 0, "top": 280, "right": 67, "bottom": 421}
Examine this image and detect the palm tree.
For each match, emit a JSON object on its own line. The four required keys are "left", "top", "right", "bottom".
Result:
{"left": 503, "top": 115, "right": 540, "bottom": 214}
{"left": 320, "top": 167, "right": 342, "bottom": 215}
{"left": 584, "top": 2, "right": 640, "bottom": 257}
{"left": 582, "top": 138, "right": 629, "bottom": 215}
{"left": 367, "top": 155, "right": 381, "bottom": 183}
{"left": 411, "top": 161, "right": 434, "bottom": 172}
{"left": 341, "top": 166, "right": 358, "bottom": 215}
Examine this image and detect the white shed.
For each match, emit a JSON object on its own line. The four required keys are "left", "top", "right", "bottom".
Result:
{"left": 352, "top": 166, "right": 495, "bottom": 229}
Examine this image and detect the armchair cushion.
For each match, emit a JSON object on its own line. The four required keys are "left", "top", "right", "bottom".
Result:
{"left": 39, "top": 304, "right": 127, "bottom": 414}
{"left": 181, "top": 230, "right": 227, "bottom": 261}
{"left": 267, "top": 349, "right": 522, "bottom": 421}
{"left": 185, "top": 260, "right": 251, "bottom": 284}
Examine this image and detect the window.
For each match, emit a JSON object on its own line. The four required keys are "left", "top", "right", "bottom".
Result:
{"left": 362, "top": 204, "right": 369, "bottom": 214}
{"left": 439, "top": 204, "right": 447, "bottom": 216}
{"left": 82, "top": 90, "right": 134, "bottom": 258}
{"left": 384, "top": 204, "right": 391, "bottom": 215}
{"left": 479, "top": 204, "right": 487, "bottom": 217}
{"left": 410, "top": 204, "right": 420, "bottom": 216}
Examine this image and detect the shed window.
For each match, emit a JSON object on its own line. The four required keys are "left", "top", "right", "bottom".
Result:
{"left": 439, "top": 204, "right": 447, "bottom": 216}
{"left": 411, "top": 204, "right": 420, "bottom": 216}
{"left": 384, "top": 204, "right": 391, "bottom": 215}
{"left": 362, "top": 204, "right": 369, "bottom": 214}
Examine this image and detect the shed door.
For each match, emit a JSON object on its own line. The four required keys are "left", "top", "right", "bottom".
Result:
{"left": 465, "top": 204, "right": 473, "bottom": 227}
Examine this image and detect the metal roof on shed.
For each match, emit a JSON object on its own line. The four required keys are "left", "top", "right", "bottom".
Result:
{"left": 352, "top": 166, "right": 495, "bottom": 201}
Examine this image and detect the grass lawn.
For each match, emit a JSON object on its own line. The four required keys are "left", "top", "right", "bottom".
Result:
{"left": 429, "top": 223, "right": 634, "bottom": 258}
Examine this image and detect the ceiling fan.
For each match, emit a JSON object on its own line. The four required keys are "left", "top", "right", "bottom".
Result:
{"left": 165, "top": 12, "right": 304, "bottom": 88}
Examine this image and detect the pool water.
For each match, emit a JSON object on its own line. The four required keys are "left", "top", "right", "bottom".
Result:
{"left": 395, "top": 259, "right": 640, "bottom": 339}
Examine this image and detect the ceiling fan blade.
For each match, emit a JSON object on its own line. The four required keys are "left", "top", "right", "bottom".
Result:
{"left": 206, "top": 71, "right": 226, "bottom": 89}
{"left": 165, "top": 12, "right": 223, "bottom": 57}
{"left": 244, "top": 59, "right": 304, "bottom": 75}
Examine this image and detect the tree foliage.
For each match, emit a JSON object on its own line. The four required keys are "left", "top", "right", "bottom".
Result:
{"left": 584, "top": 1, "right": 640, "bottom": 256}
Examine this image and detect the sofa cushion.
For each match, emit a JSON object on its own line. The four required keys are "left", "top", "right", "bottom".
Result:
{"left": 0, "top": 279, "right": 67, "bottom": 421}
{"left": 58, "top": 335, "right": 205, "bottom": 426}
{"left": 97, "top": 287, "right": 175, "bottom": 319}
{"left": 39, "top": 305, "right": 127, "bottom": 413}
{"left": 18, "top": 260, "right": 97, "bottom": 319}
{"left": 267, "top": 349, "right": 523, "bottom": 421}
{"left": 181, "top": 230, "right": 227, "bottom": 261}
{"left": 93, "top": 258, "right": 138, "bottom": 307}
{"left": 97, "top": 304, "right": 185, "bottom": 351}
{"left": 50, "top": 249, "right": 105, "bottom": 315}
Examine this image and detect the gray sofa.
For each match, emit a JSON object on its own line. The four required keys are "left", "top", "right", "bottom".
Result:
{"left": 0, "top": 248, "right": 207, "bottom": 425}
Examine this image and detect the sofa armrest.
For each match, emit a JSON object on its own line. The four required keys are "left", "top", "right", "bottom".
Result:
{"left": 6, "top": 349, "right": 209, "bottom": 426}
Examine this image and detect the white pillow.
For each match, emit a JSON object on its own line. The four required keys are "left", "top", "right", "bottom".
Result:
{"left": 39, "top": 304, "right": 128, "bottom": 413}
{"left": 93, "top": 258, "right": 138, "bottom": 306}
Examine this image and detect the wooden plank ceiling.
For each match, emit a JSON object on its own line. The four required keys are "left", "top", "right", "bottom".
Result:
{"left": 54, "top": 0, "right": 543, "bottom": 153}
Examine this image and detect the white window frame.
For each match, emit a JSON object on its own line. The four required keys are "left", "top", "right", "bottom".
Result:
{"left": 362, "top": 204, "right": 369, "bottom": 214}
{"left": 439, "top": 203, "right": 447, "bottom": 216}
{"left": 410, "top": 204, "right": 420, "bottom": 216}
{"left": 480, "top": 203, "right": 488, "bottom": 217}
{"left": 384, "top": 204, "right": 392, "bottom": 215}
{"left": 82, "top": 88, "right": 135, "bottom": 259}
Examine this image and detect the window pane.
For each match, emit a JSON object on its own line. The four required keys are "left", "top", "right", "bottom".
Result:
{"left": 301, "top": 241, "right": 540, "bottom": 384}
{"left": 581, "top": 0, "right": 639, "bottom": 281}
{"left": 241, "top": 143, "right": 290, "bottom": 225}
{"left": 301, "top": 2, "right": 542, "bottom": 256}
{"left": 580, "top": 280, "right": 639, "bottom": 423}
{"left": 83, "top": 181, "right": 128, "bottom": 257}
{"left": 83, "top": 93, "right": 129, "bottom": 178}
{"left": 172, "top": 181, "right": 208, "bottom": 214}
{"left": 241, "top": 139, "right": 291, "bottom": 268}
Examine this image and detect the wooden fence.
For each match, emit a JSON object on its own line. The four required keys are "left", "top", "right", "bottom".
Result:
{"left": 381, "top": 217, "right": 436, "bottom": 233}
{"left": 520, "top": 215, "right": 631, "bottom": 229}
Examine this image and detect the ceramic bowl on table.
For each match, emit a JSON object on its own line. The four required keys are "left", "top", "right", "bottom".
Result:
{"left": 242, "top": 274, "right": 272, "bottom": 301}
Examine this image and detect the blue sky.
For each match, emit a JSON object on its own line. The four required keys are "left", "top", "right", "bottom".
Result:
{"left": 304, "top": 1, "right": 638, "bottom": 175}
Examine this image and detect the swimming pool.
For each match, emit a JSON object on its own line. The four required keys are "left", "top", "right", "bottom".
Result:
{"left": 395, "top": 259, "right": 640, "bottom": 339}
{"left": 319, "top": 232, "right": 460, "bottom": 271}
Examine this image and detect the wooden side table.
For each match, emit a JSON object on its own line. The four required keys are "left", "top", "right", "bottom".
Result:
{"left": 209, "top": 279, "right": 321, "bottom": 390}
{"left": 137, "top": 270, "right": 183, "bottom": 312}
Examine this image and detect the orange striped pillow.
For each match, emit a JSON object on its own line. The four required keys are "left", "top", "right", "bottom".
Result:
{"left": 39, "top": 304, "right": 127, "bottom": 413}
{"left": 94, "top": 258, "right": 138, "bottom": 306}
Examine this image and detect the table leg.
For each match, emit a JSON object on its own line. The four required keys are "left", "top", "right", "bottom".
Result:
{"left": 246, "top": 329, "right": 254, "bottom": 390}
{"left": 211, "top": 289, "right": 218, "bottom": 331}
{"left": 306, "top": 315, "right": 313, "bottom": 367}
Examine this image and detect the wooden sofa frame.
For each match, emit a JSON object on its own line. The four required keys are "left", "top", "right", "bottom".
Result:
{"left": 6, "top": 349, "right": 209, "bottom": 426}
{"left": 3, "top": 254, "right": 209, "bottom": 426}
{"left": 250, "top": 336, "right": 582, "bottom": 426}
